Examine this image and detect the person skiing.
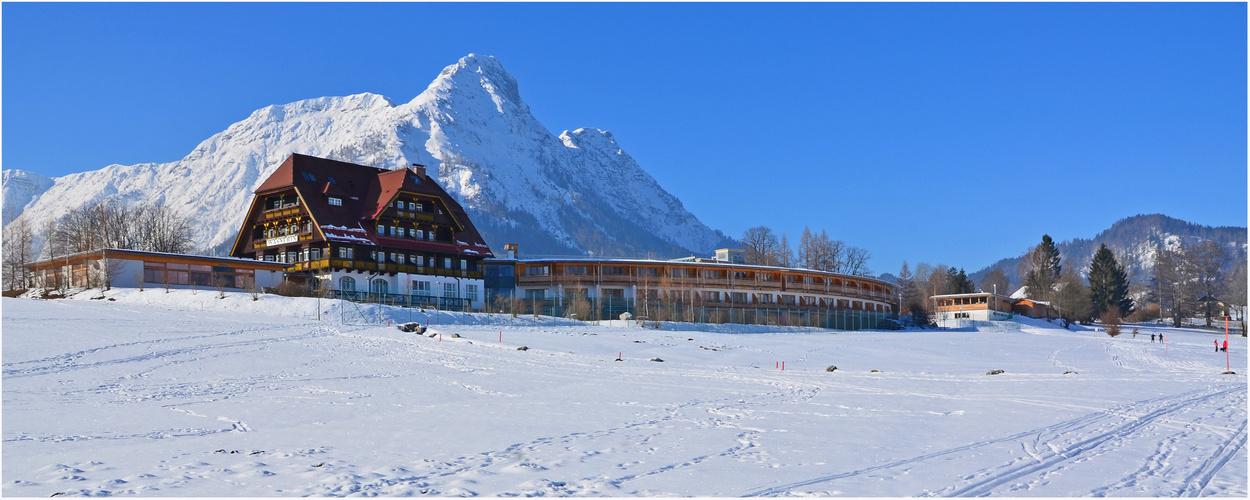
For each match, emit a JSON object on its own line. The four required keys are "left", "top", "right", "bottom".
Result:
{"left": 1150, "top": 333, "right": 1156, "bottom": 343}
{"left": 1159, "top": 333, "right": 1164, "bottom": 344}
{"left": 1216, "top": 340, "right": 1220, "bottom": 352}
{"left": 1223, "top": 340, "right": 1228, "bottom": 352}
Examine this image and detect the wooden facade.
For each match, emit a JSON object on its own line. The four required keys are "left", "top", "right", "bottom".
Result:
{"left": 501, "top": 258, "right": 897, "bottom": 313}
{"left": 229, "top": 154, "right": 493, "bottom": 308}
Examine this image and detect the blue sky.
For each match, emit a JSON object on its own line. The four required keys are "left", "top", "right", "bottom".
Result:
{"left": 4, "top": 2, "right": 1246, "bottom": 276}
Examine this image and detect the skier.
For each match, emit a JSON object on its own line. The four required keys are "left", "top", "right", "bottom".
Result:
{"left": 1159, "top": 333, "right": 1164, "bottom": 344}
{"left": 1216, "top": 340, "right": 1220, "bottom": 352}
{"left": 1223, "top": 340, "right": 1228, "bottom": 352}
{"left": 1150, "top": 333, "right": 1156, "bottom": 343}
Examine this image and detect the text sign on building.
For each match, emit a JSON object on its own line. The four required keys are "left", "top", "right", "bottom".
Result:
{"left": 265, "top": 235, "right": 299, "bottom": 247}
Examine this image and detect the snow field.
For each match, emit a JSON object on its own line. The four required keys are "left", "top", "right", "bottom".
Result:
{"left": 2, "top": 289, "right": 1246, "bottom": 496}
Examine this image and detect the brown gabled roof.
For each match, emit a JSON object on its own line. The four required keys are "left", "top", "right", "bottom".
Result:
{"left": 246, "top": 154, "right": 493, "bottom": 257}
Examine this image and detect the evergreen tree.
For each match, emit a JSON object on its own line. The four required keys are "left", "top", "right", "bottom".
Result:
{"left": 946, "top": 267, "right": 974, "bottom": 294}
{"left": 1088, "top": 244, "right": 1134, "bottom": 319}
{"left": 1023, "top": 234, "right": 1063, "bottom": 309}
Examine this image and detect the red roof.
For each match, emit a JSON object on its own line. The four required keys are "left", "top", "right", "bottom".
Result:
{"left": 241, "top": 154, "right": 493, "bottom": 257}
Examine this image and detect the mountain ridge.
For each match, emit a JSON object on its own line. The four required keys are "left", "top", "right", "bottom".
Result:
{"left": 967, "top": 213, "right": 1247, "bottom": 291}
{"left": 2, "top": 54, "right": 735, "bottom": 258}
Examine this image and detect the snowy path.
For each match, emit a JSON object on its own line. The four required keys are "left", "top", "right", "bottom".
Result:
{"left": 2, "top": 291, "right": 1246, "bottom": 496}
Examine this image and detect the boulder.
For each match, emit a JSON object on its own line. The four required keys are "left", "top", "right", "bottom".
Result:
{"left": 825, "top": 365, "right": 837, "bottom": 372}
{"left": 984, "top": 369, "right": 1005, "bottom": 375}
{"left": 649, "top": 357, "right": 663, "bottom": 362}
{"left": 517, "top": 346, "right": 528, "bottom": 351}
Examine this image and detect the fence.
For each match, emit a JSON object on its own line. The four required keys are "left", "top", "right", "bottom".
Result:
{"left": 512, "top": 297, "right": 897, "bottom": 331}
{"left": 328, "top": 290, "right": 471, "bottom": 311}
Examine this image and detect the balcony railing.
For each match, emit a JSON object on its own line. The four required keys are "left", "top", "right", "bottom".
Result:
{"left": 328, "top": 290, "right": 472, "bottom": 311}
{"left": 283, "top": 258, "right": 481, "bottom": 278}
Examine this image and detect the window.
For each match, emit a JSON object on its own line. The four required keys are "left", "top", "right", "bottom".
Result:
{"left": 264, "top": 255, "right": 275, "bottom": 262}
{"left": 567, "top": 265, "right": 587, "bottom": 275}
{"left": 311, "top": 248, "right": 320, "bottom": 260}
{"left": 731, "top": 292, "right": 747, "bottom": 303}
{"left": 328, "top": 197, "right": 342, "bottom": 206}
{"left": 733, "top": 271, "right": 748, "bottom": 279}
{"left": 638, "top": 267, "right": 658, "bottom": 277}
{"left": 525, "top": 289, "right": 545, "bottom": 300}
{"left": 408, "top": 202, "right": 416, "bottom": 211}
{"left": 671, "top": 268, "right": 690, "bottom": 278}
{"left": 390, "top": 252, "right": 397, "bottom": 263}
{"left": 408, "top": 228, "right": 416, "bottom": 238}
{"left": 416, "top": 256, "right": 424, "bottom": 267}
{"left": 266, "top": 228, "right": 276, "bottom": 238}
{"left": 415, "top": 203, "right": 423, "bottom": 212}
{"left": 460, "top": 260, "right": 467, "bottom": 271}
{"left": 444, "top": 257, "right": 452, "bottom": 269}
{"left": 413, "top": 280, "right": 432, "bottom": 296}
{"left": 370, "top": 279, "right": 389, "bottom": 295}
{"left": 417, "top": 229, "right": 424, "bottom": 240}
{"left": 701, "top": 269, "right": 721, "bottom": 279}
{"left": 389, "top": 226, "right": 396, "bottom": 237}
{"left": 703, "top": 291, "right": 720, "bottom": 302}
{"left": 428, "top": 231, "right": 435, "bottom": 241}
{"left": 301, "top": 172, "right": 316, "bottom": 181}
{"left": 525, "top": 266, "right": 549, "bottom": 276}
{"left": 377, "top": 224, "right": 385, "bottom": 235}
{"left": 396, "top": 200, "right": 403, "bottom": 208}
{"left": 443, "top": 283, "right": 458, "bottom": 298}
{"left": 327, "top": 176, "right": 336, "bottom": 184}
{"left": 337, "top": 247, "right": 353, "bottom": 259}
{"left": 466, "top": 284, "right": 478, "bottom": 301}
{"left": 143, "top": 268, "right": 164, "bottom": 284}
{"left": 397, "top": 254, "right": 405, "bottom": 265}
{"left": 603, "top": 266, "right": 626, "bottom": 276}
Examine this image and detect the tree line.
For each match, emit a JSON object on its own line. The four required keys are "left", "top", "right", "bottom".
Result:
{"left": 740, "top": 226, "right": 872, "bottom": 276}
{"left": 2, "top": 200, "right": 196, "bottom": 290}
{"left": 911, "top": 233, "right": 1246, "bottom": 333}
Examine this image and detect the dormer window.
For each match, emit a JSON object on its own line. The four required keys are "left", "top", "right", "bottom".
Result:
{"left": 414, "top": 203, "right": 423, "bottom": 212}
{"left": 328, "top": 197, "right": 342, "bottom": 206}
{"left": 300, "top": 172, "right": 316, "bottom": 182}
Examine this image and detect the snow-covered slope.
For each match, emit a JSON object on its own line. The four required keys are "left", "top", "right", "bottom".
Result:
{"left": 1, "top": 54, "right": 734, "bottom": 257}
{"left": 2, "top": 292, "right": 1246, "bottom": 496}
{"left": 1, "top": 170, "right": 54, "bottom": 226}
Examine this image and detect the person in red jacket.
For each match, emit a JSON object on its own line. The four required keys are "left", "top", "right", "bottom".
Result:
{"left": 1216, "top": 340, "right": 1220, "bottom": 352}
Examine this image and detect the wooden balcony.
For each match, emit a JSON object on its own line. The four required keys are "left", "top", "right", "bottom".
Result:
{"left": 285, "top": 258, "right": 480, "bottom": 278}
{"left": 262, "top": 206, "right": 303, "bottom": 220}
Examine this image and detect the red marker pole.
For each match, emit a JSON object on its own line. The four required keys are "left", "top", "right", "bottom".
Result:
{"left": 1226, "top": 316, "right": 1231, "bottom": 372}
{"left": 782, "top": 361, "right": 785, "bottom": 371}
{"left": 499, "top": 330, "right": 502, "bottom": 343}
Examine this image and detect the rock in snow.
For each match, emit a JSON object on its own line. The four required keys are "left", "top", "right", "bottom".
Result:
{"left": 1, "top": 54, "right": 734, "bottom": 258}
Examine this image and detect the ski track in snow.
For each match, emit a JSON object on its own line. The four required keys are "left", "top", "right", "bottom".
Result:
{"left": 3, "top": 295, "right": 1246, "bottom": 497}
{"left": 745, "top": 384, "right": 1246, "bottom": 497}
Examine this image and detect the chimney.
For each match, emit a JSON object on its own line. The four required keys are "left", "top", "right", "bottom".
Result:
{"left": 504, "top": 243, "right": 518, "bottom": 260}
{"left": 411, "top": 163, "right": 427, "bottom": 179}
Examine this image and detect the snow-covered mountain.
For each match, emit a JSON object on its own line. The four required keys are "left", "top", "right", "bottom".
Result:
{"left": 1, "top": 170, "right": 54, "bottom": 226}
{"left": 1, "top": 54, "right": 735, "bottom": 258}
{"left": 969, "top": 214, "right": 1248, "bottom": 288}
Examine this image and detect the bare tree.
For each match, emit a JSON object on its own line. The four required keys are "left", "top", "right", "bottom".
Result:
{"left": 844, "top": 247, "right": 871, "bottom": 276}
{"left": 978, "top": 268, "right": 1011, "bottom": 296}
{"left": 1052, "top": 268, "right": 1092, "bottom": 328}
{"left": 2, "top": 218, "right": 36, "bottom": 290}
{"left": 741, "top": 226, "right": 780, "bottom": 267}
{"left": 1187, "top": 240, "right": 1228, "bottom": 328}
{"left": 1223, "top": 259, "right": 1246, "bottom": 334}
{"left": 1154, "top": 243, "right": 1198, "bottom": 328}
{"left": 776, "top": 233, "right": 794, "bottom": 268}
